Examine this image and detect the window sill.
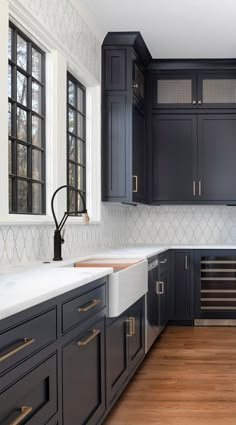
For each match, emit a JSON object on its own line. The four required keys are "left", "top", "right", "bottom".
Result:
{"left": 0, "top": 214, "right": 100, "bottom": 226}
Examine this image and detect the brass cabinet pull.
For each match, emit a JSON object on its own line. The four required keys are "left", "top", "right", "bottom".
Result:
{"left": 185, "top": 255, "right": 188, "bottom": 270}
{"left": 126, "top": 318, "right": 133, "bottom": 337}
{"left": 0, "top": 338, "right": 35, "bottom": 363}
{"left": 78, "top": 299, "right": 101, "bottom": 313}
{"left": 133, "top": 175, "right": 138, "bottom": 193}
{"left": 199, "top": 180, "right": 202, "bottom": 196}
{"left": 77, "top": 329, "right": 100, "bottom": 346}
{"left": 9, "top": 406, "right": 32, "bottom": 425}
{"left": 156, "top": 281, "right": 164, "bottom": 294}
{"left": 131, "top": 317, "right": 135, "bottom": 336}
{"left": 193, "top": 180, "right": 196, "bottom": 196}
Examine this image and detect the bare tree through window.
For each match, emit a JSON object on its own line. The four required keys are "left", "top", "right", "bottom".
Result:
{"left": 67, "top": 73, "right": 86, "bottom": 214}
{"left": 8, "top": 22, "right": 46, "bottom": 214}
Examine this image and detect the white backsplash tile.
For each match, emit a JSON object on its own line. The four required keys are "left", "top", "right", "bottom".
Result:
{"left": 0, "top": 205, "right": 128, "bottom": 265}
{"left": 127, "top": 205, "right": 236, "bottom": 245}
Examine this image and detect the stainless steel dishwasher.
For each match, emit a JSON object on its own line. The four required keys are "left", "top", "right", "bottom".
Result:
{"left": 145, "top": 257, "right": 164, "bottom": 353}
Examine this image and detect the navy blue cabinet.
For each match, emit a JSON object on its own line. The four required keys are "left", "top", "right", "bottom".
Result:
{"left": 171, "top": 251, "right": 193, "bottom": 322}
{"left": 158, "top": 252, "right": 170, "bottom": 328}
{"left": 106, "top": 297, "right": 145, "bottom": 406}
{"left": 63, "top": 318, "right": 105, "bottom": 425}
{"left": 152, "top": 114, "right": 197, "bottom": 203}
{"left": 102, "top": 32, "right": 151, "bottom": 204}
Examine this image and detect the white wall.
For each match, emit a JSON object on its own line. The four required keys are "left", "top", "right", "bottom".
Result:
{"left": 0, "top": 0, "right": 129, "bottom": 265}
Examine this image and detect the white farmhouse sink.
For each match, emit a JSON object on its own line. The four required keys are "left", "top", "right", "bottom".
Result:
{"left": 75, "top": 258, "right": 148, "bottom": 317}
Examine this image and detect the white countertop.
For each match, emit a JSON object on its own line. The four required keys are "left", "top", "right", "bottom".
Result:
{"left": 1, "top": 243, "right": 236, "bottom": 321}
{"left": 0, "top": 267, "right": 113, "bottom": 321}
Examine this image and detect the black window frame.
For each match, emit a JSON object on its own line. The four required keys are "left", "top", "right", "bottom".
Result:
{"left": 8, "top": 21, "right": 46, "bottom": 215}
{"left": 67, "top": 72, "right": 86, "bottom": 215}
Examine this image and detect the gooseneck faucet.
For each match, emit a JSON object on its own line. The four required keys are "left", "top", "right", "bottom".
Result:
{"left": 51, "top": 185, "right": 89, "bottom": 261}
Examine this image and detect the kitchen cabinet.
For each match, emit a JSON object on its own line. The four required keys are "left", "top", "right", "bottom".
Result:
{"left": 106, "top": 297, "right": 145, "bottom": 406}
{"left": 0, "top": 355, "right": 57, "bottom": 425}
{"left": 158, "top": 252, "right": 170, "bottom": 328}
{"left": 132, "top": 100, "right": 146, "bottom": 203}
{"left": 152, "top": 113, "right": 236, "bottom": 204}
{"left": 198, "top": 71, "right": 236, "bottom": 109}
{"left": 153, "top": 72, "right": 197, "bottom": 109}
{"left": 171, "top": 251, "right": 193, "bottom": 322}
{"left": 194, "top": 250, "right": 236, "bottom": 321}
{"left": 152, "top": 69, "right": 236, "bottom": 110}
{"left": 63, "top": 318, "right": 105, "bottom": 425}
{"left": 198, "top": 114, "right": 236, "bottom": 202}
{"left": 152, "top": 114, "right": 197, "bottom": 203}
{"left": 0, "top": 276, "right": 108, "bottom": 425}
{"left": 102, "top": 32, "right": 151, "bottom": 204}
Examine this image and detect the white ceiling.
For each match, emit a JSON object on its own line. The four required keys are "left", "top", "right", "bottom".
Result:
{"left": 80, "top": 0, "right": 236, "bottom": 58}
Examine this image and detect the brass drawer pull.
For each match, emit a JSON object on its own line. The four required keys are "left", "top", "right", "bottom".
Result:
{"left": 0, "top": 338, "right": 35, "bottom": 363}
{"left": 133, "top": 175, "right": 138, "bottom": 193}
{"left": 78, "top": 299, "right": 101, "bottom": 313}
{"left": 126, "top": 318, "right": 133, "bottom": 337}
{"left": 131, "top": 317, "right": 135, "bottom": 336}
{"left": 77, "top": 329, "right": 100, "bottom": 346}
{"left": 10, "top": 405, "right": 32, "bottom": 425}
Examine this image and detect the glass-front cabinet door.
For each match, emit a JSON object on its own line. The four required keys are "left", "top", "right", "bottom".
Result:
{"left": 198, "top": 72, "right": 236, "bottom": 108}
{"left": 153, "top": 72, "right": 197, "bottom": 109}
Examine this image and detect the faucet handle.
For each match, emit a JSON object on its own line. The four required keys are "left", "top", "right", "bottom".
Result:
{"left": 61, "top": 228, "right": 65, "bottom": 244}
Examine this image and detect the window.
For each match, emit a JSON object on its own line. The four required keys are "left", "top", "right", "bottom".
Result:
{"left": 8, "top": 22, "right": 46, "bottom": 214}
{"left": 67, "top": 72, "right": 86, "bottom": 214}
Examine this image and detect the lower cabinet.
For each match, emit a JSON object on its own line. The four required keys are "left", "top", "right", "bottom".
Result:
{"left": 158, "top": 252, "right": 170, "bottom": 328}
{"left": 106, "top": 297, "right": 145, "bottom": 405}
{"left": 0, "top": 355, "right": 57, "bottom": 425}
{"left": 63, "top": 318, "right": 105, "bottom": 425}
{"left": 171, "top": 251, "right": 193, "bottom": 321}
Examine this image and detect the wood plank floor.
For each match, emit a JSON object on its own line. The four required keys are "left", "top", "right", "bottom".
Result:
{"left": 104, "top": 326, "right": 236, "bottom": 425}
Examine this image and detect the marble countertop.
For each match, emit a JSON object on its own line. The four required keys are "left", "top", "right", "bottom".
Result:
{"left": 0, "top": 266, "right": 113, "bottom": 321}
{"left": 1, "top": 243, "right": 236, "bottom": 321}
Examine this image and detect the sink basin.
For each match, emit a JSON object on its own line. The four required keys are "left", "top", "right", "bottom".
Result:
{"left": 75, "top": 258, "right": 148, "bottom": 317}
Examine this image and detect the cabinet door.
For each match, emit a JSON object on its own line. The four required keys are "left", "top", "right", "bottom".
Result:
{"left": 198, "top": 72, "right": 236, "bottom": 109}
{"left": 0, "top": 355, "right": 57, "bottom": 425}
{"left": 153, "top": 73, "right": 197, "bottom": 109}
{"left": 152, "top": 114, "right": 197, "bottom": 203}
{"left": 132, "top": 103, "right": 146, "bottom": 203}
{"left": 103, "top": 95, "right": 130, "bottom": 203}
{"left": 172, "top": 251, "right": 193, "bottom": 321}
{"left": 106, "top": 313, "right": 129, "bottom": 404}
{"left": 103, "top": 49, "right": 126, "bottom": 91}
{"left": 63, "top": 319, "right": 105, "bottom": 425}
{"left": 198, "top": 114, "right": 236, "bottom": 202}
{"left": 128, "top": 297, "right": 145, "bottom": 371}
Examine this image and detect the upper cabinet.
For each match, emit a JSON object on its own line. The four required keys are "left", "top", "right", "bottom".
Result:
{"left": 102, "top": 32, "right": 151, "bottom": 204}
{"left": 152, "top": 68, "right": 236, "bottom": 110}
{"left": 198, "top": 72, "right": 236, "bottom": 109}
{"left": 153, "top": 72, "right": 197, "bottom": 109}
{"left": 102, "top": 37, "right": 236, "bottom": 205}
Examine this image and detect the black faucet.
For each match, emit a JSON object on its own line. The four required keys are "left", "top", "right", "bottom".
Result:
{"left": 51, "top": 185, "right": 88, "bottom": 261}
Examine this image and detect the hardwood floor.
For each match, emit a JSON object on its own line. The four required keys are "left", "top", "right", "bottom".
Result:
{"left": 104, "top": 326, "right": 236, "bottom": 425}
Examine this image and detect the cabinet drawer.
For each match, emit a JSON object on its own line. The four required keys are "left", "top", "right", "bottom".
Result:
{"left": 62, "top": 284, "right": 106, "bottom": 333}
{"left": 0, "top": 309, "right": 57, "bottom": 376}
{"left": 0, "top": 354, "right": 57, "bottom": 425}
{"left": 158, "top": 252, "right": 169, "bottom": 274}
